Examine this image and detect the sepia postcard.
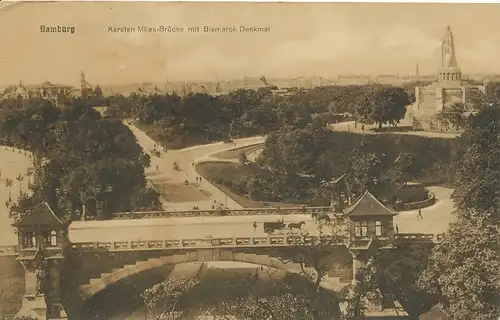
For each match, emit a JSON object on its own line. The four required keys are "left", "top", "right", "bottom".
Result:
{"left": 0, "top": 2, "right": 499, "bottom": 320}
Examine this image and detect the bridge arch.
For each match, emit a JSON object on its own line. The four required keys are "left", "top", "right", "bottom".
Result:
{"left": 78, "top": 248, "right": 352, "bottom": 300}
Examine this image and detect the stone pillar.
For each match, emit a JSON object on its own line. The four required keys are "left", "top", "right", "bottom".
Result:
{"left": 415, "top": 86, "right": 420, "bottom": 108}
{"left": 350, "top": 250, "right": 368, "bottom": 285}
{"left": 45, "top": 260, "right": 67, "bottom": 319}
{"left": 16, "top": 260, "right": 67, "bottom": 320}
{"left": 435, "top": 88, "right": 444, "bottom": 113}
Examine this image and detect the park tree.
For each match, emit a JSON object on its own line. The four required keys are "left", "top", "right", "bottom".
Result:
{"left": 354, "top": 87, "right": 410, "bottom": 129}
{"left": 0, "top": 98, "right": 159, "bottom": 219}
{"left": 418, "top": 106, "right": 500, "bottom": 319}
{"left": 143, "top": 270, "right": 337, "bottom": 320}
{"left": 376, "top": 244, "right": 437, "bottom": 316}
{"left": 142, "top": 275, "right": 200, "bottom": 320}
{"left": 465, "top": 89, "right": 488, "bottom": 110}
{"left": 436, "top": 102, "right": 465, "bottom": 131}
{"left": 346, "top": 146, "right": 393, "bottom": 199}
{"left": 451, "top": 106, "right": 500, "bottom": 219}
{"left": 418, "top": 216, "right": 500, "bottom": 319}
{"left": 390, "top": 152, "right": 420, "bottom": 186}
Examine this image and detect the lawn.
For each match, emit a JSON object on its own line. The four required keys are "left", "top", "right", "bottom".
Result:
{"left": 213, "top": 143, "right": 264, "bottom": 160}
{"left": 196, "top": 161, "right": 294, "bottom": 208}
{"left": 395, "top": 184, "right": 431, "bottom": 203}
{"left": 151, "top": 181, "right": 210, "bottom": 202}
{"left": 133, "top": 121, "right": 164, "bottom": 143}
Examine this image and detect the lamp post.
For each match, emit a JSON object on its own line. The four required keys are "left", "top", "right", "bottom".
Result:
{"left": 95, "top": 185, "right": 113, "bottom": 221}
{"left": 75, "top": 209, "right": 81, "bottom": 221}
{"left": 15, "top": 174, "right": 24, "bottom": 196}
{"left": 26, "top": 168, "right": 34, "bottom": 189}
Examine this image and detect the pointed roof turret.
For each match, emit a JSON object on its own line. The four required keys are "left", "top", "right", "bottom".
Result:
{"left": 344, "top": 190, "right": 396, "bottom": 217}
{"left": 12, "top": 201, "right": 67, "bottom": 229}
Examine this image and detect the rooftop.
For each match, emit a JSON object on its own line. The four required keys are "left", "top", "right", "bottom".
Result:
{"left": 12, "top": 201, "right": 68, "bottom": 229}
{"left": 344, "top": 191, "right": 396, "bottom": 217}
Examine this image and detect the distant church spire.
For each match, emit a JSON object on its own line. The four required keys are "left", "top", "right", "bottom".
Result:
{"left": 215, "top": 76, "right": 221, "bottom": 93}
{"left": 416, "top": 62, "right": 420, "bottom": 84}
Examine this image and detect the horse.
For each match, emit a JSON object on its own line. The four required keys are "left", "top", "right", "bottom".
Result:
{"left": 316, "top": 213, "right": 331, "bottom": 223}
{"left": 288, "top": 221, "right": 305, "bottom": 233}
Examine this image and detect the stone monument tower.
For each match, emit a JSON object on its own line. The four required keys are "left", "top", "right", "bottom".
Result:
{"left": 410, "top": 26, "right": 489, "bottom": 131}
{"left": 438, "top": 26, "right": 461, "bottom": 85}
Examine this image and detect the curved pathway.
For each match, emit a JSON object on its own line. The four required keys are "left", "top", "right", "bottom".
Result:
{"left": 329, "top": 120, "right": 458, "bottom": 139}
{"left": 127, "top": 121, "right": 456, "bottom": 235}
{"left": 126, "top": 122, "right": 264, "bottom": 211}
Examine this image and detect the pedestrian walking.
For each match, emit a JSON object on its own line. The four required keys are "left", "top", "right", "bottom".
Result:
{"left": 417, "top": 209, "right": 423, "bottom": 219}
{"left": 156, "top": 165, "right": 159, "bottom": 171}
{"left": 253, "top": 221, "right": 257, "bottom": 231}
{"left": 395, "top": 224, "right": 399, "bottom": 234}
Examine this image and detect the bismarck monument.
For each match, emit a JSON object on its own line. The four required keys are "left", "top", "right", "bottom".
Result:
{"left": 408, "top": 26, "right": 493, "bottom": 131}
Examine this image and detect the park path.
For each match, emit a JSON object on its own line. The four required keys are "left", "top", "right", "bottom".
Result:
{"left": 126, "top": 122, "right": 264, "bottom": 211}
{"left": 198, "top": 124, "right": 457, "bottom": 235}
{"left": 329, "top": 120, "right": 458, "bottom": 139}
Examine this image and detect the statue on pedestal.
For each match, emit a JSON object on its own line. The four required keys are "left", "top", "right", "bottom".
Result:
{"left": 35, "top": 261, "right": 47, "bottom": 295}
{"left": 442, "top": 26, "right": 458, "bottom": 68}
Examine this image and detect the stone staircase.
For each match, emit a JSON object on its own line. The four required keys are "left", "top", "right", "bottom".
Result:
{"left": 79, "top": 254, "right": 198, "bottom": 299}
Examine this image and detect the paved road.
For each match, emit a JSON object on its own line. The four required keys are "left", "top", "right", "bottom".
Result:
{"left": 126, "top": 121, "right": 456, "bottom": 234}
{"left": 69, "top": 213, "right": 334, "bottom": 243}
{"left": 126, "top": 122, "right": 264, "bottom": 211}
{"left": 69, "top": 187, "right": 455, "bottom": 243}
{"left": 329, "top": 120, "right": 458, "bottom": 139}
{"left": 0, "top": 147, "right": 33, "bottom": 246}
{"left": 394, "top": 186, "right": 455, "bottom": 234}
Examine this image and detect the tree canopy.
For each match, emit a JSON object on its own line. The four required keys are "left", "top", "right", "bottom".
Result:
{"left": 0, "top": 97, "right": 160, "bottom": 219}
{"left": 418, "top": 106, "right": 500, "bottom": 319}
{"left": 354, "top": 87, "right": 410, "bottom": 128}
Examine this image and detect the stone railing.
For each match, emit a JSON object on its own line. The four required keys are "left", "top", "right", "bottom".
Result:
{"left": 3, "top": 233, "right": 442, "bottom": 256}
{"left": 112, "top": 206, "right": 332, "bottom": 219}
{"left": 0, "top": 245, "right": 17, "bottom": 256}
{"left": 400, "top": 192, "right": 436, "bottom": 211}
{"left": 394, "top": 233, "right": 443, "bottom": 243}
{"left": 71, "top": 235, "right": 348, "bottom": 252}
{"left": 71, "top": 233, "right": 442, "bottom": 252}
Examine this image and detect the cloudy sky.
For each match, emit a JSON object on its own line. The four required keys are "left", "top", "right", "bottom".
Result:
{"left": 0, "top": 2, "right": 499, "bottom": 86}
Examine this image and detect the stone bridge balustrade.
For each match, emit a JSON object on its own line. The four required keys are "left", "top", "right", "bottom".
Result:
{"left": 394, "top": 233, "right": 443, "bottom": 243}
{"left": 71, "top": 235, "right": 349, "bottom": 252}
{"left": 0, "top": 245, "right": 17, "bottom": 256}
{"left": 111, "top": 206, "right": 332, "bottom": 219}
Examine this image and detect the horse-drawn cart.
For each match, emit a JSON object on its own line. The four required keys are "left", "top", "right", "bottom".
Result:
{"left": 264, "top": 220, "right": 286, "bottom": 234}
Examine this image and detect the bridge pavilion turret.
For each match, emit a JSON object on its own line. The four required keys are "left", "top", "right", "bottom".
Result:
{"left": 342, "top": 191, "right": 397, "bottom": 280}
{"left": 12, "top": 201, "right": 69, "bottom": 320}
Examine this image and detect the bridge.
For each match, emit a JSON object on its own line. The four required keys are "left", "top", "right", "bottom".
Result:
{"left": 5, "top": 190, "right": 445, "bottom": 319}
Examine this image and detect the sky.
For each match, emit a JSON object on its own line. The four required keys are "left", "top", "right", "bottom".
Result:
{"left": 0, "top": 2, "right": 500, "bottom": 86}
